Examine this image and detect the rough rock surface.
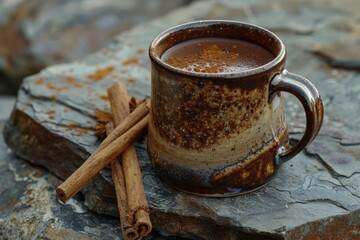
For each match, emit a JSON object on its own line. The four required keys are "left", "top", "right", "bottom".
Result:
{"left": 0, "top": 0, "right": 192, "bottom": 95}
{"left": 2, "top": 0, "right": 360, "bottom": 239}
{"left": 0, "top": 120, "right": 184, "bottom": 240}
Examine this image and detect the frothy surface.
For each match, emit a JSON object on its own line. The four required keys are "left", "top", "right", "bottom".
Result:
{"left": 161, "top": 37, "right": 274, "bottom": 73}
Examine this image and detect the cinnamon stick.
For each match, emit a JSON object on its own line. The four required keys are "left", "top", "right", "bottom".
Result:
{"left": 56, "top": 111, "right": 149, "bottom": 203}
{"left": 122, "top": 146, "right": 152, "bottom": 237}
{"left": 134, "top": 209, "right": 152, "bottom": 237}
{"left": 94, "top": 100, "right": 148, "bottom": 156}
{"left": 107, "top": 83, "right": 152, "bottom": 238}
{"left": 106, "top": 123, "right": 138, "bottom": 240}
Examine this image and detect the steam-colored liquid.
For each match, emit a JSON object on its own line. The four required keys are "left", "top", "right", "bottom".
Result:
{"left": 161, "top": 37, "right": 275, "bottom": 73}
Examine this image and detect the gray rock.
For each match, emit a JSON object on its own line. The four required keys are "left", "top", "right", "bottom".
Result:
{"left": 0, "top": 120, "right": 185, "bottom": 240}
{"left": 0, "top": 0, "right": 192, "bottom": 95}
{"left": 310, "top": 18, "right": 360, "bottom": 70}
{"left": 0, "top": 119, "right": 120, "bottom": 240}
{"left": 2, "top": 0, "right": 360, "bottom": 239}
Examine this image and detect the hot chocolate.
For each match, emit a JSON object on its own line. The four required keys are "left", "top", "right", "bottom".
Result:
{"left": 161, "top": 37, "right": 274, "bottom": 73}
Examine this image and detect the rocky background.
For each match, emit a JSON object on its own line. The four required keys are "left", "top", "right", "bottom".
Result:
{"left": 1, "top": 0, "right": 360, "bottom": 239}
{"left": 0, "top": 0, "right": 192, "bottom": 95}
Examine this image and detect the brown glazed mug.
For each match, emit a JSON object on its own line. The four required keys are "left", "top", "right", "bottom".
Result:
{"left": 148, "top": 20, "right": 323, "bottom": 196}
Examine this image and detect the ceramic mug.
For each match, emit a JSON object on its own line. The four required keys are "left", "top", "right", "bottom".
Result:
{"left": 148, "top": 20, "right": 323, "bottom": 196}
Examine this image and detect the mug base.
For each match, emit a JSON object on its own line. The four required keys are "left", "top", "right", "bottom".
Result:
{"left": 159, "top": 176, "right": 271, "bottom": 197}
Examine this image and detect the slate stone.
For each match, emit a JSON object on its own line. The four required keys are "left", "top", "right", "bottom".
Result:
{"left": 0, "top": 120, "right": 185, "bottom": 240}
{"left": 310, "top": 18, "right": 360, "bottom": 70}
{"left": 2, "top": 0, "right": 360, "bottom": 239}
{"left": 0, "top": 0, "right": 192, "bottom": 95}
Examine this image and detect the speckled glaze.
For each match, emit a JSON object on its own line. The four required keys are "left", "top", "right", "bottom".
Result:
{"left": 148, "top": 20, "right": 323, "bottom": 196}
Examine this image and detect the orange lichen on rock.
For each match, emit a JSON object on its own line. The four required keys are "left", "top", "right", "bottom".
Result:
{"left": 35, "top": 78, "right": 44, "bottom": 85}
{"left": 66, "top": 123, "right": 89, "bottom": 135}
{"left": 137, "top": 49, "right": 145, "bottom": 54}
{"left": 67, "top": 123, "right": 79, "bottom": 131}
{"left": 21, "top": 102, "right": 31, "bottom": 111}
{"left": 46, "top": 110, "right": 56, "bottom": 120}
{"left": 87, "top": 66, "right": 114, "bottom": 81}
{"left": 47, "top": 83, "right": 69, "bottom": 91}
{"left": 76, "top": 128, "right": 89, "bottom": 135}
{"left": 98, "top": 94, "right": 109, "bottom": 101}
{"left": 66, "top": 76, "right": 83, "bottom": 88}
{"left": 122, "top": 58, "right": 139, "bottom": 66}
{"left": 127, "top": 78, "right": 137, "bottom": 86}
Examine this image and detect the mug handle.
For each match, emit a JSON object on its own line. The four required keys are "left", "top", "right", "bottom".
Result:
{"left": 269, "top": 69, "right": 324, "bottom": 165}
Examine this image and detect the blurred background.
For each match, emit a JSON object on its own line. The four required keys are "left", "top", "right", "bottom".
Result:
{"left": 0, "top": 0, "right": 192, "bottom": 119}
{"left": 0, "top": 0, "right": 193, "bottom": 96}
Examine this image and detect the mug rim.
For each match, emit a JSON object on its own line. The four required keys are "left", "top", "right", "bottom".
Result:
{"left": 149, "top": 20, "right": 286, "bottom": 78}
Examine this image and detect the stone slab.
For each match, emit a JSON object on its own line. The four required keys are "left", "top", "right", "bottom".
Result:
{"left": 0, "top": 120, "right": 186, "bottom": 240}
{"left": 2, "top": 0, "right": 360, "bottom": 239}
